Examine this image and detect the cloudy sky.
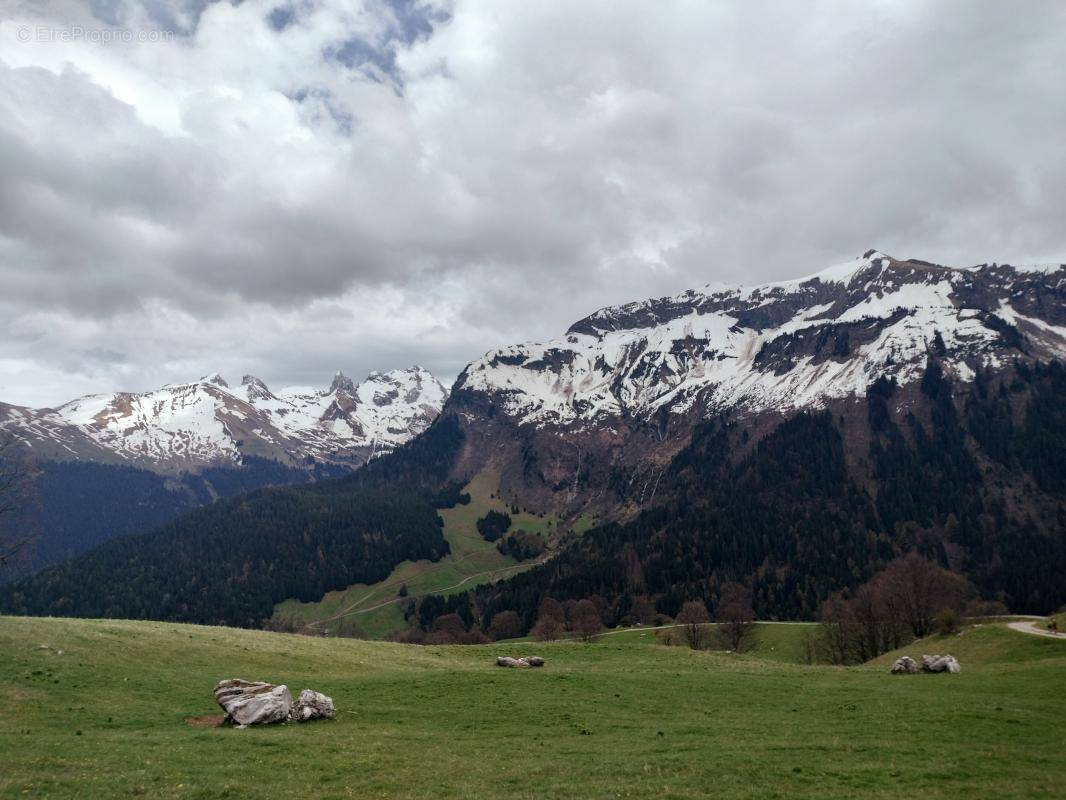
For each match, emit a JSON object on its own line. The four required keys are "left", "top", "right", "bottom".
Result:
{"left": 1, "top": 0, "right": 1064, "bottom": 407}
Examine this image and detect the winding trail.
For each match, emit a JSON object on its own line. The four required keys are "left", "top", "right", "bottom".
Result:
{"left": 1006, "top": 618, "right": 1063, "bottom": 639}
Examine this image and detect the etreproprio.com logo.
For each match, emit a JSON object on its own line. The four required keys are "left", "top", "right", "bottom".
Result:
{"left": 15, "top": 24, "right": 175, "bottom": 44}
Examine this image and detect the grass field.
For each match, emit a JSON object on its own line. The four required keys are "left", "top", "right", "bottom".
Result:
{"left": 270, "top": 471, "right": 595, "bottom": 638}
{"left": 541, "top": 621, "right": 820, "bottom": 664}
{"left": 2, "top": 615, "right": 1065, "bottom": 799}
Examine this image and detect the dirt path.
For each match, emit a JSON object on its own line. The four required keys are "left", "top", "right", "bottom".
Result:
{"left": 1006, "top": 618, "right": 1064, "bottom": 639}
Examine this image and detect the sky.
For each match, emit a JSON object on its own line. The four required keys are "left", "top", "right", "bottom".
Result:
{"left": 1, "top": 0, "right": 1065, "bottom": 407}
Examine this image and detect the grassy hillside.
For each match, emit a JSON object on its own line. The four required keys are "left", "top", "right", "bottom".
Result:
{"left": 869, "top": 621, "right": 1066, "bottom": 669}
{"left": 271, "top": 470, "right": 595, "bottom": 638}
{"left": 2, "top": 615, "right": 1065, "bottom": 799}
{"left": 549, "top": 621, "right": 820, "bottom": 664}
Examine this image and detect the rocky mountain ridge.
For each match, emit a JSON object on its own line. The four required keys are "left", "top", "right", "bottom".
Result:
{"left": 0, "top": 366, "right": 448, "bottom": 472}
{"left": 455, "top": 251, "right": 1065, "bottom": 429}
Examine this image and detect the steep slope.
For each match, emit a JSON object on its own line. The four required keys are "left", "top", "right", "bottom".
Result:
{"left": 448, "top": 252, "right": 1065, "bottom": 513}
{"left": 447, "top": 358, "right": 1066, "bottom": 632}
{"left": 1, "top": 366, "right": 447, "bottom": 471}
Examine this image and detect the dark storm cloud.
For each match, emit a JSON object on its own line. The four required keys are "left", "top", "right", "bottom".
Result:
{"left": 1, "top": 0, "right": 1065, "bottom": 406}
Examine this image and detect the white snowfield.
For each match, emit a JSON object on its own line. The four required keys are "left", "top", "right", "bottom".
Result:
{"left": 457, "top": 252, "right": 1066, "bottom": 428}
{"left": 1, "top": 367, "right": 447, "bottom": 468}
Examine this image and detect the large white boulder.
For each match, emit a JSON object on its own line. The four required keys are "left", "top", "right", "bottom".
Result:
{"left": 214, "top": 679, "right": 293, "bottom": 726}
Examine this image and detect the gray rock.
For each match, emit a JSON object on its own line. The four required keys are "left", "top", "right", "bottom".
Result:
{"left": 890, "top": 656, "right": 919, "bottom": 674}
{"left": 921, "top": 654, "right": 961, "bottom": 674}
{"left": 214, "top": 679, "right": 293, "bottom": 726}
{"left": 292, "top": 689, "right": 335, "bottom": 722}
{"left": 496, "top": 655, "right": 545, "bottom": 668}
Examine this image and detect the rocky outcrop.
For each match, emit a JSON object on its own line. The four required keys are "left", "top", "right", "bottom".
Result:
{"left": 292, "top": 689, "right": 335, "bottom": 722}
{"left": 921, "top": 654, "right": 961, "bottom": 673}
{"left": 214, "top": 679, "right": 293, "bottom": 726}
{"left": 890, "top": 656, "right": 919, "bottom": 674}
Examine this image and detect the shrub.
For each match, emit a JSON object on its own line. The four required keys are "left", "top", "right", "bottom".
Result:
{"left": 935, "top": 607, "right": 959, "bottom": 636}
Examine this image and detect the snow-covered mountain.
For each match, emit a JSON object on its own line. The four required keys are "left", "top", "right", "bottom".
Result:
{"left": 0, "top": 367, "right": 448, "bottom": 471}
{"left": 454, "top": 251, "right": 1066, "bottom": 429}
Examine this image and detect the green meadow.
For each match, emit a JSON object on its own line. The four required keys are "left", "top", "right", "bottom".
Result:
{"left": 270, "top": 470, "right": 595, "bottom": 638}
{"left": 2, "top": 614, "right": 1065, "bottom": 799}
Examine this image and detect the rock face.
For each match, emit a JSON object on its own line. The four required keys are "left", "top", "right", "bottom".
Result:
{"left": 214, "top": 679, "right": 293, "bottom": 726}
{"left": 921, "top": 654, "right": 962, "bottom": 673}
{"left": 890, "top": 656, "right": 919, "bottom": 674}
{"left": 292, "top": 689, "right": 335, "bottom": 722}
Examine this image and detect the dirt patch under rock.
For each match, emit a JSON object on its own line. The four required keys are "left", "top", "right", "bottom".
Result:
{"left": 185, "top": 714, "right": 226, "bottom": 728}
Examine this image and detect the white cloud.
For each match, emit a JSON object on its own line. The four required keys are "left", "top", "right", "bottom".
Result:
{"left": 0, "top": 0, "right": 1064, "bottom": 406}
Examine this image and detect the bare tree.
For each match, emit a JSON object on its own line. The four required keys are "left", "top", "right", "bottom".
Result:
{"left": 570, "top": 599, "right": 603, "bottom": 643}
{"left": 816, "top": 554, "right": 977, "bottom": 664}
{"left": 715, "top": 582, "right": 756, "bottom": 653}
{"left": 488, "top": 610, "right": 523, "bottom": 641}
{"left": 817, "top": 592, "right": 857, "bottom": 665}
{"left": 677, "top": 601, "right": 711, "bottom": 650}
{"left": 876, "top": 553, "right": 973, "bottom": 639}
{"left": 0, "top": 436, "right": 35, "bottom": 570}
{"left": 531, "top": 596, "right": 566, "bottom": 641}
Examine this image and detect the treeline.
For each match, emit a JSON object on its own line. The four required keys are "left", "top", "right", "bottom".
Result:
{"left": 1, "top": 456, "right": 347, "bottom": 583}
{"left": 412, "top": 358, "right": 1066, "bottom": 640}
{"left": 0, "top": 416, "right": 468, "bottom": 626}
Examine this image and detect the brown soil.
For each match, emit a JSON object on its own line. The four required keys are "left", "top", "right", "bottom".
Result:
{"left": 184, "top": 714, "right": 226, "bottom": 728}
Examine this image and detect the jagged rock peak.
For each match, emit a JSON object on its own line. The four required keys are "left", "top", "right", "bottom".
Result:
{"left": 329, "top": 371, "right": 357, "bottom": 395}
{"left": 202, "top": 372, "right": 229, "bottom": 388}
{"left": 241, "top": 375, "right": 274, "bottom": 401}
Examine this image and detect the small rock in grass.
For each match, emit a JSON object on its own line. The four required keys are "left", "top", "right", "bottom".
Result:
{"left": 921, "top": 654, "right": 961, "bottom": 674}
{"left": 292, "top": 689, "right": 335, "bottom": 722}
{"left": 496, "top": 656, "right": 545, "bottom": 668}
{"left": 890, "top": 656, "right": 919, "bottom": 674}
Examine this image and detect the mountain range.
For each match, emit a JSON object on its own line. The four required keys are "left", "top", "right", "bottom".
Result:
{"left": 0, "top": 366, "right": 447, "bottom": 471}
{"left": 2, "top": 251, "right": 1065, "bottom": 629}
{"left": 0, "top": 367, "right": 447, "bottom": 580}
